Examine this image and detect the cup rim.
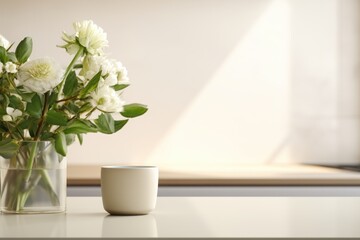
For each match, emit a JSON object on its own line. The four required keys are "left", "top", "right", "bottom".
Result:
{"left": 101, "top": 165, "right": 158, "bottom": 169}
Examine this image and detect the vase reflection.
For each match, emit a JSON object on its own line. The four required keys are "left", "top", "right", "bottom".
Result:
{"left": 0, "top": 213, "right": 67, "bottom": 237}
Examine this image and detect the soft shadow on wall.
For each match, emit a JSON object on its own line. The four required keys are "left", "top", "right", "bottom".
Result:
{"left": 70, "top": 0, "right": 276, "bottom": 167}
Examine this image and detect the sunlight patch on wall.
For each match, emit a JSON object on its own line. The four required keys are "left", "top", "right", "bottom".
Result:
{"left": 148, "top": 0, "right": 291, "bottom": 167}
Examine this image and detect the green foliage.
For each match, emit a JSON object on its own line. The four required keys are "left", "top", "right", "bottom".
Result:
{"left": 7, "top": 52, "right": 17, "bottom": 62}
{"left": 55, "top": 132, "right": 67, "bottom": 156}
{"left": 63, "top": 119, "right": 97, "bottom": 134}
{"left": 0, "top": 46, "right": 8, "bottom": 63}
{"left": 18, "top": 92, "right": 36, "bottom": 102}
{"left": 94, "top": 114, "right": 128, "bottom": 134}
{"left": 79, "top": 71, "right": 101, "bottom": 98}
{"left": 48, "top": 92, "right": 59, "bottom": 106}
{"left": 26, "top": 94, "right": 42, "bottom": 118}
{"left": 63, "top": 71, "right": 78, "bottom": 97}
{"left": 77, "top": 133, "right": 83, "bottom": 145}
{"left": 0, "top": 94, "right": 9, "bottom": 109}
{"left": 114, "top": 119, "right": 128, "bottom": 132}
{"left": 15, "top": 37, "right": 32, "bottom": 64}
{"left": 9, "top": 95, "right": 24, "bottom": 111}
{"left": 46, "top": 110, "right": 68, "bottom": 126}
{"left": 65, "top": 134, "right": 76, "bottom": 145}
{"left": 95, "top": 113, "right": 115, "bottom": 134}
{"left": 78, "top": 102, "right": 92, "bottom": 113}
{"left": 0, "top": 139, "right": 19, "bottom": 159}
{"left": 113, "top": 84, "right": 129, "bottom": 91}
{"left": 121, "top": 103, "right": 148, "bottom": 118}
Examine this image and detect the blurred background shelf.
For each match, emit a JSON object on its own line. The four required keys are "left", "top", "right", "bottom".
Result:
{"left": 68, "top": 164, "right": 360, "bottom": 186}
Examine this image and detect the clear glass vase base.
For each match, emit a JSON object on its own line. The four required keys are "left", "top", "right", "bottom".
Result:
{"left": 1, "top": 207, "right": 65, "bottom": 214}
{"left": 0, "top": 141, "right": 67, "bottom": 214}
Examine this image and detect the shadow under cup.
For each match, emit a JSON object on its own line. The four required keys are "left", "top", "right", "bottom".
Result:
{"left": 101, "top": 166, "right": 159, "bottom": 215}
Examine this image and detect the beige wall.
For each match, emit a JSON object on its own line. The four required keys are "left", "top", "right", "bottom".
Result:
{"left": 0, "top": 0, "right": 359, "bottom": 167}
{"left": 291, "top": 0, "right": 360, "bottom": 165}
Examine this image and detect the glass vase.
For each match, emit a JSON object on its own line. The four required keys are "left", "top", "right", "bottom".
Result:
{"left": 0, "top": 141, "right": 66, "bottom": 214}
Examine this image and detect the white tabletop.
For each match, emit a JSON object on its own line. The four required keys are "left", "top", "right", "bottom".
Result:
{"left": 1, "top": 197, "right": 360, "bottom": 238}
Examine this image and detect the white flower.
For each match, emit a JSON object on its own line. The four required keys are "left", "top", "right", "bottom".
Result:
{"left": 80, "top": 55, "right": 105, "bottom": 79}
{"left": 0, "top": 35, "right": 10, "bottom": 49}
{"left": 103, "top": 73, "right": 118, "bottom": 86}
{"left": 2, "top": 115, "right": 12, "bottom": 122}
{"left": 75, "top": 20, "right": 108, "bottom": 55}
{"left": 80, "top": 55, "right": 129, "bottom": 87}
{"left": 3, "top": 107, "right": 22, "bottom": 122}
{"left": 80, "top": 55, "right": 117, "bottom": 86}
{"left": 5, "top": 62, "right": 17, "bottom": 73}
{"left": 61, "top": 20, "right": 108, "bottom": 55}
{"left": 90, "top": 85, "right": 124, "bottom": 112}
{"left": 116, "top": 63, "right": 130, "bottom": 84}
{"left": 17, "top": 58, "right": 64, "bottom": 94}
{"left": 0, "top": 62, "right": 3, "bottom": 73}
{"left": 7, "top": 107, "right": 22, "bottom": 118}
{"left": 60, "top": 32, "right": 80, "bottom": 55}
{"left": 23, "top": 129, "right": 31, "bottom": 138}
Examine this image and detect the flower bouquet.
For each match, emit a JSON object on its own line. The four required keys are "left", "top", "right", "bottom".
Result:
{"left": 0, "top": 20, "right": 147, "bottom": 213}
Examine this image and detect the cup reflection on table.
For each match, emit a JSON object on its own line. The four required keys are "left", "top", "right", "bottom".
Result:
{"left": 101, "top": 214, "right": 158, "bottom": 237}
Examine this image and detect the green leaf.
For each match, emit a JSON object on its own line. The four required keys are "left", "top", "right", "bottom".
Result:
{"left": 48, "top": 91, "right": 59, "bottom": 106}
{"left": 0, "top": 106, "right": 6, "bottom": 116}
{"left": 7, "top": 52, "right": 17, "bottom": 62}
{"left": 79, "top": 71, "right": 102, "bottom": 98}
{"left": 17, "top": 117, "right": 31, "bottom": 129}
{"left": 40, "top": 132, "right": 54, "bottom": 140}
{"left": 78, "top": 102, "right": 92, "bottom": 113}
{"left": 114, "top": 119, "right": 128, "bottom": 132}
{"left": 95, "top": 113, "right": 115, "bottom": 134}
{"left": 77, "top": 133, "right": 83, "bottom": 145}
{"left": 0, "top": 139, "right": 19, "bottom": 159}
{"left": 65, "top": 133, "right": 76, "bottom": 145}
{"left": 63, "top": 71, "right": 78, "bottom": 97}
{"left": 46, "top": 109, "right": 68, "bottom": 126}
{"left": 120, "top": 103, "right": 148, "bottom": 118}
{"left": 26, "top": 94, "right": 42, "bottom": 118}
{"left": 9, "top": 95, "right": 24, "bottom": 111}
{"left": 64, "top": 102, "right": 80, "bottom": 115}
{"left": 15, "top": 37, "right": 32, "bottom": 64}
{"left": 63, "top": 119, "right": 97, "bottom": 134}
{"left": 19, "top": 91, "right": 35, "bottom": 102}
{"left": 0, "top": 94, "right": 10, "bottom": 109}
{"left": 0, "top": 123, "right": 7, "bottom": 134}
{"left": 0, "top": 46, "right": 8, "bottom": 64}
{"left": 112, "top": 84, "right": 129, "bottom": 91}
{"left": 28, "top": 120, "right": 38, "bottom": 138}
{"left": 55, "top": 132, "right": 67, "bottom": 156}
{"left": 73, "top": 63, "right": 83, "bottom": 69}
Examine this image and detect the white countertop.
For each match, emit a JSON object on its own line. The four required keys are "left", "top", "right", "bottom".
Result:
{"left": 1, "top": 197, "right": 360, "bottom": 238}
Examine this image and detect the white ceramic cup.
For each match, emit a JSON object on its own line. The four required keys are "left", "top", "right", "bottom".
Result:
{"left": 101, "top": 166, "right": 159, "bottom": 215}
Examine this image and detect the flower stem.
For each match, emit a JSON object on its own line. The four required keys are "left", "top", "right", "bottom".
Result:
{"left": 40, "top": 169, "right": 60, "bottom": 205}
{"left": 4, "top": 122, "right": 16, "bottom": 139}
{"left": 5, "top": 141, "right": 61, "bottom": 212}
{"left": 56, "top": 95, "right": 78, "bottom": 103}
{"left": 25, "top": 141, "right": 38, "bottom": 182}
{"left": 58, "top": 47, "right": 84, "bottom": 93}
{"left": 85, "top": 107, "right": 97, "bottom": 119}
{"left": 34, "top": 92, "right": 50, "bottom": 141}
